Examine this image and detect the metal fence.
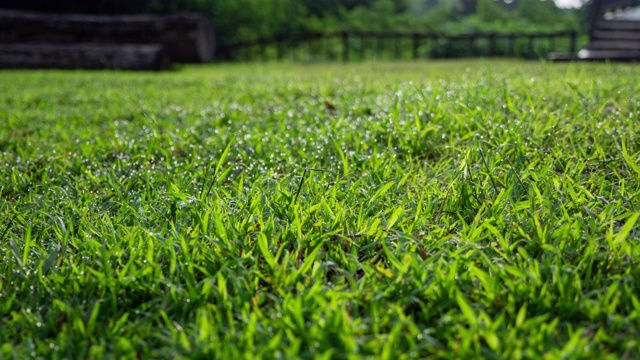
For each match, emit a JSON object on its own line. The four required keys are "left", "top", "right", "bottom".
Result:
{"left": 217, "top": 30, "right": 578, "bottom": 62}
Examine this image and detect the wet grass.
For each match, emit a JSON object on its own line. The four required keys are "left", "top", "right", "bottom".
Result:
{"left": 0, "top": 60, "right": 639, "bottom": 359}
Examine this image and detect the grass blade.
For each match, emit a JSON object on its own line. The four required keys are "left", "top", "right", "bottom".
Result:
{"left": 613, "top": 213, "right": 639, "bottom": 246}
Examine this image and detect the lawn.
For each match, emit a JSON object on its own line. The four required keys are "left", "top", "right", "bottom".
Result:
{"left": 1, "top": 60, "right": 639, "bottom": 359}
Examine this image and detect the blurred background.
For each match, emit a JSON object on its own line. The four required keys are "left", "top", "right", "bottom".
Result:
{"left": 0, "top": 0, "right": 589, "bottom": 51}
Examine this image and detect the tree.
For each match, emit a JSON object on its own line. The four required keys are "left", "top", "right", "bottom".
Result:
{"left": 516, "top": 0, "right": 565, "bottom": 24}
{"left": 456, "top": 0, "right": 478, "bottom": 16}
{"left": 476, "top": 0, "right": 509, "bottom": 21}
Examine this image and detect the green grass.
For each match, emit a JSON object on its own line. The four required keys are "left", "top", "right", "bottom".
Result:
{"left": 1, "top": 60, "right": 639, "bottom": 359}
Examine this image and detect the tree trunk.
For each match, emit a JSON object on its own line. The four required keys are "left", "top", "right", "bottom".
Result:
{"left": 0, "top": 9, "right": 215, "bottom": 63}
{"left": 0, "top": 44, "right": 170, "bottom": 70}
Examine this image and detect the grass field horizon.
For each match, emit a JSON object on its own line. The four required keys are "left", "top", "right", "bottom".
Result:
{"left": 1, "top": 60, "right": 639, "bottom": 358}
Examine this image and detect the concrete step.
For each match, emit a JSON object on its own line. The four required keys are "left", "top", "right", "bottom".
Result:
{"left": 587, "top": 39, "right": 640, "bottom": 50}
{"left": 548, "top": 49, "right": 640, "bottom": 61}
{"left": 578, "top": 48, "right": 640, "bottom": 60}
{"left": 592, "top": 29, "right": 640, "bottom": 40}
{"left": 596, "top": 20, "right": 640, "bottom": 31}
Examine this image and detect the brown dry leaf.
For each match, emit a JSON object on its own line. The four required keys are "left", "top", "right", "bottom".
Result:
{"left": 324, "top": 100, "right": 336, "bottom": 111}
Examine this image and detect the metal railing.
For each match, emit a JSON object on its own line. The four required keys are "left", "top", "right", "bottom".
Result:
{"left": 217, "top": 30, "right": 578, "bottom": 62}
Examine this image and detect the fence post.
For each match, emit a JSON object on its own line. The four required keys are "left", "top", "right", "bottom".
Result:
{"left": 292, "top": 36, "right": 298, "bottom": 62}
{"left": 309, "top": 34, "right": 316, "bottom": 61}
{"left": 468, "top": 34, "right": 476, "bottom": 56}
{"left": 323, "top": 34, "right": 329, "bottom": 61}
{"left": 394, "top": 34, "right": 400, "bottom": 59}
{"left": 277, "top": 36, "right": 284, "bottom": 61}
{"left": 488, "top": 33, "right": 495, "bottom": 57}
{"left": 342, "top": 30, "right": 350, "bottom": 62}
{"left": 412, "top": 33, "right": 419, "bottom": 60}
{"left": 570, "top": 31, "right": 577, "bottom": 53}
{"left": 259, "top": 40, "right": 266, "bottom": 62}
{"left": 508, "top": 35, "right": 515, "bottom": 56}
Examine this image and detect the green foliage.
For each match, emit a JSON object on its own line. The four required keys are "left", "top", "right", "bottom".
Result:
{"left": 476, "top": 0, "right": 509, "bottom": 22}
{"left": 516, "top": 0, "right": 566, "bottom": 24}
{"left": 340, "top": 0, "right": 418, "bottom": 31}
{"left": 418, "top": 1, "right": 457, "bottom": 31}
{"left": 142, "top": 0, "right": 583, "bottom": 46}
{"left": 147, "top": 0, "right": 310, "bottom": 44}
{"left": 1, "top": 61, "right": 639, "bottom": 357}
